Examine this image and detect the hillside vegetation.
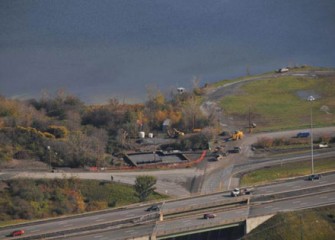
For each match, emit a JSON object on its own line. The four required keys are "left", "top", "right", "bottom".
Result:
{"left": 0, "top": 178, "right": 165, "bottom": 225}
{"left": 0, "top": 89, "right": 210, "bottom": 168}
{"left": 244, "top": 205, "right": 335, "bottom": 240}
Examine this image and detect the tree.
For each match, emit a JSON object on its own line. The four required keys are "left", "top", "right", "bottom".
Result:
{"left": 134, "top": 176, "right": 157, "bottom": 202}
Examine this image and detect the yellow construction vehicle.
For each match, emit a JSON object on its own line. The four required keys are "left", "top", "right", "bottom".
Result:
{"left": 231, "top": 130, "right": 243, "bottom": 140}
{"left": 167, "top": 128, "right": 185, "bottom": 138}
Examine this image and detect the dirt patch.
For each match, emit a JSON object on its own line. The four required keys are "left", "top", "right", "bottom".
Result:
{"left": 0, "top": 159, "right": 48, "bottom": 170}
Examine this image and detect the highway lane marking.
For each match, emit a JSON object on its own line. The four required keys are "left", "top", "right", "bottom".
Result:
{"left": 95, "top": 218, "right": 105, "bottom": 222}
{"left": 94, "top": 235, "right": 103, "bottom": 238}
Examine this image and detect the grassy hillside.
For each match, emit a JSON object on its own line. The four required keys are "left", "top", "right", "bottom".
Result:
{"left": 0, "top": 178, "right": 166, "bottom": 226}
{"left": 244, "top": 205, "right": 335, "bottom": 240}
{"left": 240, "top": 157, "right": 335, "bottom": 187}
{"left": 217, "top": 71, "right": 335, "bottom": 131}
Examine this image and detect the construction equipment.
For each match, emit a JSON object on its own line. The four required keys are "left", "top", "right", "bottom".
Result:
{"left": 167, "top": 128, "right": 185, "bottom": 138}
{"left": 231, "top": 130, "right": 244, "bottom": 140}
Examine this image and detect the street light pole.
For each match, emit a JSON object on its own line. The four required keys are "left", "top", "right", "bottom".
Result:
{"left": 308, "top": 96, "right": 315, "bottom": 174}
{"left": 47, "top": 146, "right": 51, "bottom": 171}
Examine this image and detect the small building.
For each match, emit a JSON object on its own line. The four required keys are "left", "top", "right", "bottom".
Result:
{"left": 276, "top": 67, "right": 289, "bottom": 73}
{"left": 177, "top": 87, "right": 185, "bottom": 94}
{"left": 124, "top": 151, "right": 188, "bottom": 167}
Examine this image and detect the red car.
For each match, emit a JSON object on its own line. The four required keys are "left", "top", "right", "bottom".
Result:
{"left": 10, "top": 229, "right": 25, "bottom": 237}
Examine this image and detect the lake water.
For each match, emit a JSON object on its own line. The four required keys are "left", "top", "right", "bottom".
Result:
{"left": 0, "top": 0, "right": 334, "bottom": 103}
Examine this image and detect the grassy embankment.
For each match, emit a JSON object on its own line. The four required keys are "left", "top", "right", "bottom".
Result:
{"left": 217, "top": 71, "right": 335, "bottom": 132}
{"left": 244, "top": 205, "right": 335, "bottom": 240}
{"left": 240, "top": 157, "right": 335, "bottom": 186}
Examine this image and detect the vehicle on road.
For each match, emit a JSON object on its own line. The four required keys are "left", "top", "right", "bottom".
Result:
{"left": 296, "top": 132, "right": 310, "bottom": 138}
{"left": 228, "top": 147, "right": 242, "bottom": 154}
{"left": 230, "top": 187, "right": 254, "bottom": 197}
{"left": 10, "top": 229, "right": 25, "bottom": 237}
{"left": 146, "top": 204, "right": 160, "bottom": 212}
{"left": 319, "top": 143, "right": 329, "bottom": 148}
{"left": 210, "top": 153, "right": 228, "bottom": 161}
{"left": 203, "top": 213, "right": 216, "bottom": 219}
{"left": 307, "top": 174, "right": 321, "bottom": 181}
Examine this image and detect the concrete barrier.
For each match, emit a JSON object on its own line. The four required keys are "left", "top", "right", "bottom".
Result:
{"left": 245, "top": 214, "right": 274, "bottom": 234}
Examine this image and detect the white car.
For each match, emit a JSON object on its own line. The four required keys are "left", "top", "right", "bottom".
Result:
{"left": 319, "top": 143, "right": 329, "bottom": 148}
{"left": 231, "top": 188, "right": 240, "bottom": 197}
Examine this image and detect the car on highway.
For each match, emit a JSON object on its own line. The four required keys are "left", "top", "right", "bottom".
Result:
{"left": 203, "top": 213, "right": 216, "bottom": 219}
{"left": 9, "top": 229, "right": 25, "bottom": 237}
{"left": 231, "top": 188, "right": 241, "bottom": 197}
{"left": 296, "top": 132, "right": 310, "bottom": 138}
{"left": 146, "top": 204, "right": 160, "bottom": 212}
{"left": 308, "top": 174, "right": 321, "bottom": 181}
{"left": 230, "top": 187, "right": 254, "bottom": 197}
{"left": 319, "top": 143, "right": 329, "bottom": 148}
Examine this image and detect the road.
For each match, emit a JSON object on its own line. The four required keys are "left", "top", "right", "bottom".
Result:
{"left": 0, "top": 168, "right": 203, "bottom": 198}
{"left": 1, "top": 172, "right": 335, "bottom": 239}
{"left": 201, "top": 126, "right": 335, "bottom": 194}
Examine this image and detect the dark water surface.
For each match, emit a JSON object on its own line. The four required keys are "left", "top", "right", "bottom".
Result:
{"left": 1, "top": 0, "right": 334, "bottom": 103}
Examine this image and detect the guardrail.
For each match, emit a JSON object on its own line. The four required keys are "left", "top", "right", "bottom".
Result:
{"left": 162, "top": 197, "right": 249, "bottom": 215}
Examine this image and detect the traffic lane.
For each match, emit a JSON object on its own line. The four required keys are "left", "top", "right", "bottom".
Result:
{"left": 0, "top": 207, "right": 152, "bottom": 239}
{"left": 65, "top": 223, "right": 155, "bottom": 240}
{"left": 250, "top": 191, "right": 335, "bottom": 217}
{"left": 252, "top": 172, "right": 335, "bottom": 196}
{"left": 155, "top": 207, "right": 249, "bottom": 236}
{"left": 162, "top": 189, "right": 239, "bottom": 212}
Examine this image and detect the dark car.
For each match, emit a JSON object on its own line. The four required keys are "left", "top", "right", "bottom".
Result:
{"left": 308, "top": 174, "right": 321, "bottom": 181}
{"left": 296, "top": 132, "right": 310, "bottom": 138}
{"left": 146, "top": 204, "right": 160, "bottom": 212}
{"left": 203, "top": 213, "right": 216, "bottom": 219}
{"left": 229, "top": 147, "right": 241, "bottom": 154}
{"left": 10, "top": 230, "right": 25, "bottom": 237}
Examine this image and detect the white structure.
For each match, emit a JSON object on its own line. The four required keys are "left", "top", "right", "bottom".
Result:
{"left": 177, "top": 87, "right": 185, "bottom": 94}
{"left": 139, "top": 131, "right": 145, "bottom": 139}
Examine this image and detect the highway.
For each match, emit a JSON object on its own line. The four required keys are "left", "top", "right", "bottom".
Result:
{"left": 1, "top": 172, "right": 335, "bottom": 239}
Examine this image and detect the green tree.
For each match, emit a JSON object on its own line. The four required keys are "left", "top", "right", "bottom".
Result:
{"left": 134, "top": 176, "right": 157, "bottom": 202}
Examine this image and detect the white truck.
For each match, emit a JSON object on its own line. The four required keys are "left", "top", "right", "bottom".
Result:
{"left": 230, "top": 187, "right": 254, "bottom": 197}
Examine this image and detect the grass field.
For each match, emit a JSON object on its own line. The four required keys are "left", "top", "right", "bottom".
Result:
{"left": 245, "top": 205, "right": 335, "bottom": 240}
{"left": 216, "top": 70, "right": 335, "bottom": 131}
{"left": 240, "top": 157, "right": 335, "bottom": 186}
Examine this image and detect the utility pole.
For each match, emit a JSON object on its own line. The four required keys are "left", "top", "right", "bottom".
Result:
{"left": 308, "top": 96, "right": 315, "bottom": 174}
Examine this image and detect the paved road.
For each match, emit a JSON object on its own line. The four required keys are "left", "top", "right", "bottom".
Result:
{"left": 63, "top": 224, "right": 155, "bottom": 240}
{"left": 0, "top": 168, "right": 203, "bottom": 198}
{"left": 2, "top": 172, "right": 335, "bottom": 239}
{"left": 201, "top": 126, "right": 335, "bottom": 194}
{"left": 250, "top": 191, "right": 335, "bottom": 217}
